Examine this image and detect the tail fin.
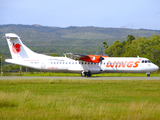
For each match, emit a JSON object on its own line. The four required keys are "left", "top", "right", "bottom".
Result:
{"left": 5, "top": 33, "right": 36, "bottom": 59}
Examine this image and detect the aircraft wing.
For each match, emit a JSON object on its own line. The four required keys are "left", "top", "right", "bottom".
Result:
{"left": 65, "top": 53, "right": 106, "bottom": 63}
{"left": 65, "top": 53, "right": 88, "bottom": 60}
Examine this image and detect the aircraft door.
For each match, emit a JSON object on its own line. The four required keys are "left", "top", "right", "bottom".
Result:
{"left": 41, "top": 63, "right": 45, "bottom": 69}
{"left": 41, "top": 60, "right": 46, "bottom": 69}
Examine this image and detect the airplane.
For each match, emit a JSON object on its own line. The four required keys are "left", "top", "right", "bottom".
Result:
{"left": 4, "top": 33, "right": 159, "bottom": 77}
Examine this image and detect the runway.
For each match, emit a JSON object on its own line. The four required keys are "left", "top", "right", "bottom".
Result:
{"left": 0, "top": 76, "right": 160, "bottom": 80}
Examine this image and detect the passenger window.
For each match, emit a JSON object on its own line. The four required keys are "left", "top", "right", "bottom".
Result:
{"left": 145, "top": 60, "right": 147, "bottom": 63}
{"left": 142, "top": 60, "right": 144, "bottom": 63}
{"left": 72, "top": 62, "right": 74, "bottom": 64}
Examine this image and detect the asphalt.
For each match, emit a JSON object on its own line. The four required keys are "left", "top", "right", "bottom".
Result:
{"left": 0, "top": 76, "right": 160, "bottom": 80}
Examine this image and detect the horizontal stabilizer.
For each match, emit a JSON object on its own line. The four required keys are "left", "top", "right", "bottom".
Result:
{"left": 5, "top": 33, "right": 19, "bottom": 39}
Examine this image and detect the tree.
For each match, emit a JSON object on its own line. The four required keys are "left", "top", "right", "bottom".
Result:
{"left": 50, "top": 53, "right": 59, "bottom": 57}
{"left": 102, "top": 41, "right": 108, "bottom": 49}
{"left": 105, "top": 40, "right": 124, "bottom": 57}
{"left": 127, "top": 35, "right": 135, "bottom": 44}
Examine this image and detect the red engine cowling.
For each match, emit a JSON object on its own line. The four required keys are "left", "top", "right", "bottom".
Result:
{"left": 80, "top": 55, "right": 107, "bottom": 63}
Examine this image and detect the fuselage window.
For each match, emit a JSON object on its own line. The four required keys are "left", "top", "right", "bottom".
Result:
{"left": 82, "top": 62, "right": 83, "bottom": 64}
{"left": 72, "top": 62, "right": 74, "bottom": 64}
{"left": 145, "top": 60, "right": 147, "bottom": 63}
{"left": 54, "top": 62, "right": 56, "bottom": 64}
{"left": 57, "top": 62, "right": 58, "bottom": 64}
{"left": 142, "top": 60, "right": 144, "bottom": 63}
{"left": 60, "top": 62, "right": 61, "bottom": 64}
{"left": 69, "top": 62, "right": 71, "bottom": 64}
{"left": 66, "top": 62, "right": 67, "bottom": 64}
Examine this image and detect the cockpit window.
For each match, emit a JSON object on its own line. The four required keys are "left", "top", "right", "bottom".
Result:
{"left": 141, "top": 60, "right": 151, "bottom": 63}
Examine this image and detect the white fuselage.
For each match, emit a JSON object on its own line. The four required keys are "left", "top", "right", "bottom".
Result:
{"left": 5, "top": 56, "right": 159, "bottom": 74}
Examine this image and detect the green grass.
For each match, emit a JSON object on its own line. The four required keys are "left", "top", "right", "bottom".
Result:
{"left": 3, "top": 71, "right": 160, "bottom": 77}
{"left": 0, "top": 79, "right": 160, "bottom": 119}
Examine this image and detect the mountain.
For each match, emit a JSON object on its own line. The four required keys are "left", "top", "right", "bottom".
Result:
{"left": 0, "top": 24, "right": 160, "bottom": 57}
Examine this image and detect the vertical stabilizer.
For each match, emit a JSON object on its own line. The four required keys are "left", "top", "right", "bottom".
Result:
{"left": 5, "top": 33, "right": 29, "bottom": 59}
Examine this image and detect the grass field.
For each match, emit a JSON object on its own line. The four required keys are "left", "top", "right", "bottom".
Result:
{"left": 0, "top": 79, "right": 160, "bottom": 120}
{"left": 3, "top": 71, "right": 160, "bottom": 77}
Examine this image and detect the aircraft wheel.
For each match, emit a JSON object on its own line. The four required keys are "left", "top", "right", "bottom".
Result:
{"left": 147, "top": 74, "right": 150, "bottom": 77}
{"left": 81, "top": 71, "right": 86, "bottom": 77}
{"left": 87, "top": 73, "right": 92, "bottom": 77}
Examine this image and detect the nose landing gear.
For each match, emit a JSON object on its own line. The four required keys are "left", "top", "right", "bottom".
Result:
{"left": 147, "top": 74, "right": 150, "bottom": 77}
{"left": 146, "top": 72, "right": 150, "bottom": 77}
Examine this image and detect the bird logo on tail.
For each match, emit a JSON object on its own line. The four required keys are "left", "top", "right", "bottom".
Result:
{"left": 12, "top": 43, "right": 21, "bottom": 54}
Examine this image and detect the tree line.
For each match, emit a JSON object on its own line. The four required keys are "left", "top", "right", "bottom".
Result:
{"left": 105, "top": 35, "right": 160, "bottom": 68}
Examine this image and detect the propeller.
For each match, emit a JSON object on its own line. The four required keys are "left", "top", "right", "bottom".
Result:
{"left": 99, "top": 56, "right": 104, "bottom": 63}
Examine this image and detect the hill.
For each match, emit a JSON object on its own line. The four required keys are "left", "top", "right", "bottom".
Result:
{"left": 0, "top": 24, "right": 160, "bottom": 57}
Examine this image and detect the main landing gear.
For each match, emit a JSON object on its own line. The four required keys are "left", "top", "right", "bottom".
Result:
{"left": 81, "top": 71, "right": 92, "bottom": 77}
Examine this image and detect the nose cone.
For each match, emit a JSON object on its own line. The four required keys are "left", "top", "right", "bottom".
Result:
{"left": 153, "top": 64, "right": 159, "bottom": 71}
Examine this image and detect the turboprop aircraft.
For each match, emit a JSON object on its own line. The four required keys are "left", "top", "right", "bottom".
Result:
{"left": 4, "top": 33, "right": 159, "bottom": 77}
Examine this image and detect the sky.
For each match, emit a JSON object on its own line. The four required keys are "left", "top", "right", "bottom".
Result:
{"left": 0, "top": 0, "right": 160, "bottom": 30}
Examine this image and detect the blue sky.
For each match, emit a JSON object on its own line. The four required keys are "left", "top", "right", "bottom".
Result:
{"left": 1, "top": 0, "right": 160, "bottom": 30}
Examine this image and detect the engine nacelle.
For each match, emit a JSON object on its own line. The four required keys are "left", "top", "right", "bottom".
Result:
{"left": 80, "top": 55, "right": 105, "bottom": 63}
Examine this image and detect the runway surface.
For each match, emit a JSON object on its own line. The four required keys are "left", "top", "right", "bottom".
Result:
{"left": 0, "top": 76, "right": 160, "bottom": 80}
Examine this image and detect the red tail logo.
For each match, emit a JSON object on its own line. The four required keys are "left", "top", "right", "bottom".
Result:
{"left": 12, "top": 43, "right": 21, "bottom": 54}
